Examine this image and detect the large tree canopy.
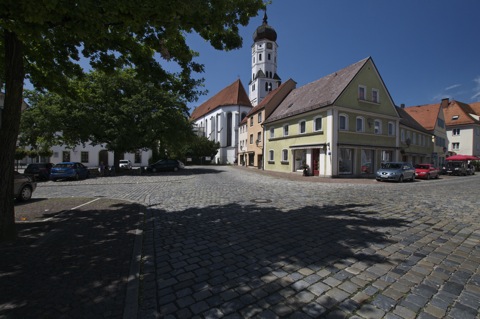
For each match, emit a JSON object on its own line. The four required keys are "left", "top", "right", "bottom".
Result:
{"left": 0, "top": 0, "right": 266, "bottom": 241}
{"left": 20, "top": 69, "right": 194, "bottom": 168}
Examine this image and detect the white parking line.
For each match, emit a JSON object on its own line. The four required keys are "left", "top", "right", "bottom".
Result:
{"left": 70, "top": 198, "right": 101, "bottom": 210}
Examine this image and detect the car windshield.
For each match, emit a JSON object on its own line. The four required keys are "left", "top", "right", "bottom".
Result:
{"left": 120, "top": 160, "right": 128, "bottom": 163}
{"left": 415, "top": 165, "right": 429, "bottom": 169}
{"left": 382, "top": 163, "right": 402, "bottom": 169}
{"left": 55, "top": 163, "right": 74, "bottom": 168}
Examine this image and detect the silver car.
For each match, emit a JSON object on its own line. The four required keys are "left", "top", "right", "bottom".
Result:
{"left": 376, "top": 162, "right": 415, "bottom": 182}
{"left": 14, "top": 171, "right": 37, "bottom": 201}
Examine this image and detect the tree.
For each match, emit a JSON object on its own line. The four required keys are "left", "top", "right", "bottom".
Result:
{"left": 0, "top": 0, "right": 265, "bottom": 241}
{"left": 184, "top": 135, "right": 220, "bottom": 163}
{"left": 20, "top": 69, "right": 194, "bottom": 169}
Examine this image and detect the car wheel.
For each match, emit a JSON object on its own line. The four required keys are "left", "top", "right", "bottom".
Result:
{"left": 18, "top": 186, "right": 32, "bottom": 201}
{"left": 435, "top": 174, "right": 439, "bottom": 179}
{"left": 426, "top": 174, "right": 430, "bottom": 180}
{"left": 411, "top": 174, "right": 415, "bottom": 182}
{"left": 398, "top": 175, "right": 404, "bottom": 183}
{"left": 376, "top": 179, "right": 382, "bottom": 182}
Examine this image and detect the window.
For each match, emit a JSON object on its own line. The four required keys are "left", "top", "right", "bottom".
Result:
{"left": 80, "top": 151, "right": 89, "bottom": 163}
{"left": 452, "top": 115, "right": 459, "bottom": 120}
{"left": 299, "top": 120, "right": 306, "bottom": 134}
{"left": 269, "top": 127, "right": 275, "bottom": 138}
{"left": 356, "top": 117, "right": 364, "bottom": 132}
{"left": 339, "top": 114, "right": 348, "bottom": 131}
{"left": 388, "top": 122, "right": 395, "bottom": 136}
{"left": 135, "top": 150, "right": 142, "bottom": 163}
{"left": 268, "top": 53, "right": 271, "bottom": 60}
{"left": 250, "top": 117, "right": 253, "bottom": 127}
{"left": 339, "top": 148, "right": 353, "bottom": 174}
{"left": 452, "top": 142, "right": 460, "bottom": 150}
{"left": 401, "top": 129, "right": 405, "bottom": 142}
{"left": 250, "top": 134, "right": 253, "bottom": 144}
{"left": 372, "top": 89, "right": 379, "bottom": 103}
{"left": 257, "top": 132, "right": 261, "bottom": 143}
{"left": 269, "top": 150, "right": 274, "bottom": 162}
{"left": 259, "top": 53, "right": 262, "bottom": 61}
{"left": 62, "top": 151, "right": 71, "bottom": 162}
{"left": 358, "top": 85, "right": 366, "bottom": 100}
{"left": 314, "top": 117, "right": 322, "bottom": 131}
{"left": 374, "top": 120, "right": 382, "bottom": 134}
{"left": 453, "top": 128, "right": 460, "bottom": 135}
{"left": 258, "top": 113, "right": 262, "bottom": 123}
{"left": 412, "top": 133, "right": 417, "bottom": 145}
{"left": 252, "top": 83, "right": 255, "bottom": 91}
{"left": 283, "top": 124, "right": 289, "bottom": 136}
{"left": 282, "top": 149, "right": 288, "bottom": 162}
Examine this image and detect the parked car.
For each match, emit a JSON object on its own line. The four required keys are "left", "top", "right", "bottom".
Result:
{"left": 147, "top": 159, "right": 185, "bottom": 173}
{"left": 445, "top": 161, "right": 468, "bottom": 176}
{"left": 24, "top": 162, "right": 53, "bottom": 180}
{"left": 50, "top": 162, "right": 90, "bottom": 181}
{"left": 119, "top": 159, "right": 132, "bottom": 170}
{"left": 414, "top": 164, "right": 439, "bottom": 180}
{"left": 14, "top": 171, "right": 37, "bottom": 201}
{"left": 376, "top": 162, "right": 415, "bottom": 182}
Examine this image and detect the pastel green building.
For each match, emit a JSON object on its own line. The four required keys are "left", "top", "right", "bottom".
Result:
{"left": 264, "top": 57, "right": 432, "bottom": 177}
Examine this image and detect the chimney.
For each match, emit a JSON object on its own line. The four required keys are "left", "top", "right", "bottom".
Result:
{"left": 440, "top": 98, "right": 449, "bottom": 109}
{"left": 400, "top": 103, "right": 405, "bottom": 108}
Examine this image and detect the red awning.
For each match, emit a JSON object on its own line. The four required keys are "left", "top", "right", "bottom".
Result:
{"left": 446, "top": 154, "right": 480, "bottom": 161}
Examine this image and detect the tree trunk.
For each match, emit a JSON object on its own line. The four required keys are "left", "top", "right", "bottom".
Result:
{"left": 0, "top": 31, "right": 25, "bottom": 242}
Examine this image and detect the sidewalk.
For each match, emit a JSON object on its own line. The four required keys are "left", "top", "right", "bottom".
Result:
{"left": 0, "top": 198, "right": 145, "bottom": 319}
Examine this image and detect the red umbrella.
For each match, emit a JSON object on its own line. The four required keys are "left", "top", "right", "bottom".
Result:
{"left": 446, "top": 154, "right": 480, "bottom": 161}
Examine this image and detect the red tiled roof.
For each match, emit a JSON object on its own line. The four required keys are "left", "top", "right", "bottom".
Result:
{"left": 469, "top": 102, "right": 480, "bottom": 115}
{"left": 190, "top": 79, "right": 252, "bottom": 121}
{"left": 245, "top": 78, "right": 296, "bottom": 118}
{"left": 404, "top": 103, "right": 441, "bottom": 131}
{"left": 443, "top": 100, "right": 480, "bottom": 126}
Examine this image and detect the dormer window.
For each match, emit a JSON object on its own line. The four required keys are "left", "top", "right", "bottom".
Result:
{"left": 452, "top": 115, "right": 459, "bottom": 120}
{"left": 372, "top": 89, "right": 379, "bottom": 103}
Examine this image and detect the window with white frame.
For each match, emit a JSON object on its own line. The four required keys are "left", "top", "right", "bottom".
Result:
{"left": 374, "top": 119, "right": 382, "bottom": 134}
{"left": 452, "top": 142, "right": 460, "bottom": 150}
{"left": 81, "top": 151, "right": 89, "bottom": 163}
{"left": 356, "top": 117, "right": 365, "bottom": 132}
{"left": 250, "top": 117, "right": 253, "bottom": 126}
{"left": 339, "top": 114, "right": 348, "bottom": 131}
{"left": 282, "top": 149, "right": 288, "bottom": 162}
{"left": 388, "top": 122, "right": 395, "bottom": 136}
{"left": 299, "top": 120, "right": 306, "bottom": 134}
{"left": 257, "top": 132, "right": 261, "bottom": 143}
{"left": 314, "top": 117, "right": 322, "bottom": 131}
{"left": 258, "top": 113, "right": 262, "bottom": 123}
{"left": 283, "top": 124, "right": 289, "bottom": 136}
{"left": 250, "top": 134, "right": 253, "bottom": 144}
{"left": 269, "top": 127, "right": 275, "bottom": 138}
{"left": 372, "top": 89, "right": 379, "bottom": 103}
{"left": 358, "top": 85, "right": 366, "bottom": 100}
{"left": 453, "top": 128, "right": 460, "bottom": 135}
{"left": 269, "top": 150, "right": 274, "bottom": 161}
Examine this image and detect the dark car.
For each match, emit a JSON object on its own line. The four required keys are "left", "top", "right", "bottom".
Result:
{"left": 50, "top": 162, "right": 90, "bottom": 181}
{"left": 376, "top": 162, "right": 415, "bottom": 182}
{"left": 14, "top": 171, "right": 37, "bottom": 201}
{"left": 147, "top": 159, "right": 185, "bottom": 173}
{"left": 445, "top": 161, "right": 467, "bottom": 176}
{"left": 24, "top": 162, "right": 53, "bottom": 180}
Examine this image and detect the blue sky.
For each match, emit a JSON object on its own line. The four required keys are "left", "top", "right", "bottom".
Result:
{"left": 185, "top": 0, "right": 480, "bottom": 111}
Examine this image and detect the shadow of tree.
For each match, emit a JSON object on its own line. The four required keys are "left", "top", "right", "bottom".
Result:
{"left": 141, "top": 202, "right": 408, "bottom": 317}
{"left": 0, "top": 201, "right": 144, "bottom": 318}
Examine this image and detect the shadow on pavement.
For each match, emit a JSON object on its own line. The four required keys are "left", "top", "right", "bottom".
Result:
{"left": 140, "top": 202, "right": 408, "bottom": 317}
{"left": 0, "top": 199, "right": 144, "bottom": 319}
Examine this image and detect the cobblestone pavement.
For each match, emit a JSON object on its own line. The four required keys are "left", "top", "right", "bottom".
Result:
{"left": 31, "top": 166, "right": 480, "bottom": 318}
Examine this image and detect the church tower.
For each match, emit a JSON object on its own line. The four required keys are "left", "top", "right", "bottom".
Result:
{"left": 249, "top": 11, "right": 281, "bottom": 106}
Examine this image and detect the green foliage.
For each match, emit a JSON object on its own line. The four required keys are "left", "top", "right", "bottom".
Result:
{"left": 21, "top": 69, "right": 194, "bottom": 162}
{"left": 183, "top": 135, "right": 220, "bottom": 160}
{"left": 14, "top": 148, "right": 28, "bottom": 161}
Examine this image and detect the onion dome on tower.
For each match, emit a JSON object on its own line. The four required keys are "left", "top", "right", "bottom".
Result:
{"left": 253, "top": 11, "right": 277, "bottom": 42}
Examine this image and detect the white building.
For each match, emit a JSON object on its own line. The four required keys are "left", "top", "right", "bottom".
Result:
{"left": 190, "top": 79, "right": 252, "bottom": 164}
{"left": 249, "top": 12, "right": 281, "bottom": 107}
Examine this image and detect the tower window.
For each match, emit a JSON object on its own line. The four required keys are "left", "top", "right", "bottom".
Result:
{"left": 259, "top": 53, "right": 262, "bottom": 61}
{"left": 268, "top": 53, "right": 271, "bottom": 60}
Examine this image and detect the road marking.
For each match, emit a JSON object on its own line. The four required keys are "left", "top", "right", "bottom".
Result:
{"left": 71, "top": 198, "right": 101, "bottom": 210}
